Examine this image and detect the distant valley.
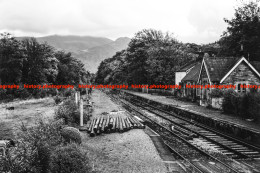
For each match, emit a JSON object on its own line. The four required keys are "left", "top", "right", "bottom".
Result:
{"left": 17, "top": 35, "right": 131, "bottom": 73}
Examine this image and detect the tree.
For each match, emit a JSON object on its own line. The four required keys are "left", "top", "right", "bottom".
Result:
{"left": 0, "top": 33, "right": 24, "bottom": 84}
{"left": 55, "top": 51, "right": 89, "bottom": 85}
{"left": 95, "top": 29, "right": 199, "bottom": 85}
{"left": 21, "top": 38, "right": 59, "bottom": 84}
{"left": 220, "top": 0, "right": 260, "bottom": 60}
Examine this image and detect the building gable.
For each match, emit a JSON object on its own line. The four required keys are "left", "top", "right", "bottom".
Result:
{"left": 220, "top": 57, "right": 260, "bottom": 84}
{"left": 221, "top": 61, "right": 260, "bottom": 85}
{"left": 198, "top": 59, "right": 211, "bottom": 84}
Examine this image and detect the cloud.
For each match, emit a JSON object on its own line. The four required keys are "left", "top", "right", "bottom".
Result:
{"left": 184, "top": 0, "right": 236, "bottom": 43}
{"left": 0, "top": 0, "right": 237, "bottom": 43}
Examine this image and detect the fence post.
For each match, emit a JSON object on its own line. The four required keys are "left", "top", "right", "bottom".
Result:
{"left": 80, "top": 99, "right": 83, "bottom": 127}
{"left": 86, "top": 88, "right": 89, "bottom": 99}
{"left": 78, "top": 92, "right": 80, "bottom": 104}
{"left": 75, "top": 92, "right": 78, "bottom": 104}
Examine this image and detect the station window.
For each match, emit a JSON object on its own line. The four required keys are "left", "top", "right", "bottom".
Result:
{"left": 237, "top": 84, "right": 241, "bottom": 92}
{"left": 242, "top": 83, "right": 246, "bottom": 92}
{"left": 236, "top": 83, "right": 247, "bottom": 93}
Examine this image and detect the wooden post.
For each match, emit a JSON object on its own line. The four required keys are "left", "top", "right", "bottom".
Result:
{"left": 80, "top": 99, "right": 83, "bottom": 127}
{"left": 86, "top": 88, "right": 89, "bottom": 98}
{"left": 75, "top": 92, "right": 78, "bottom": 104}
{"left": 78, "top": 92, "right": 80, "bottom": 104}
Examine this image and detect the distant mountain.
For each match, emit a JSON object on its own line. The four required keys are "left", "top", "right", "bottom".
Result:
{"left": 74, "top": 37, "right": 131, "bottom": 72}
{"left": 17, "top": 35, "right": 131, "bottom": 73}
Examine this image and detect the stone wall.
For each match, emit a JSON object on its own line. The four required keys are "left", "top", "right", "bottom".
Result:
{"left": 222, "top": 61, "right": 260, "bottom": 86}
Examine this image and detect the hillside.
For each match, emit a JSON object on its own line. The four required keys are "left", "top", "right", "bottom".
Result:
{"left": 17, "top": 35, "right": 131, "bottom": 72}
{"left": 74, "top": 37, "right": 131, "bottom": 72}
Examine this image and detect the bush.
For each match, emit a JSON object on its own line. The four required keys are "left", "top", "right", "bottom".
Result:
{"left": 209, "top": 89, "right": 223, "bottom": 98}
{"left": 247, "top": 92, "right": 260, "bottom": 120}
{"left": 40, "top": 89, "right": 48, "bottom": 98}
{"left": 48, "top": 88, "right": 59, "bottom": 96}
{"left": 14, "top": 88, "right": 32, "bottom": 99}
{"left": 32, "top": 89, "right": 41, "bottom": 98}
{"left": 1, "top": 119, "right": 64, "bottom": 173}
{"left": 55, "top": 99, "right": 78, "bottom": 124}
{"left": 222, "top": 89, "right": 238, "bottom": 114}
{"left": 64, "top": 89, "right": 74, "bottom": 97}
{"left": 4, "top": 94, "right": 15, "bottom": 101}
{"left": 55, "top": 99, "right": 89, "bottom": 125}
{"left": 0, "top": 89, "right": 7, "bottom": 100}
{"left": 50, "top": 143, "right": 91, "bottom": 173}
{"left": 54, "top": 95, "right": 63, "bottom": 104}
{"left": 222, "top": 89, "right": 260, "bottom": 121}
{"left": 60, "top": 127, "right": 82, "bottom": 144}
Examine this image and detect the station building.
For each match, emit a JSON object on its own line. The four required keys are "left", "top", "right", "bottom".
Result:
{"left": 176, "top": 55, "right": 260, "bottom": 108}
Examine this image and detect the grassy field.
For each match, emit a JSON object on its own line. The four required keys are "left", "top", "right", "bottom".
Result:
{"left": 0, "top": 97, "right": 58, "bottom": 140}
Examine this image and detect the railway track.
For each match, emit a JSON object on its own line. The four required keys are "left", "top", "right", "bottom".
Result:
{"left": 106, "top": 92, "right": 245, "bottom": 173}
{"left": 122, "top": 94, "right": 260, "bottom": 160}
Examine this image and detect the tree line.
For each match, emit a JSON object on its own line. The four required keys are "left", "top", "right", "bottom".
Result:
{"left": 95, "top": 30, "right": 200, "bottom": 85}
{"left": 0, "top": 33, "right": 89, "bottom": 100}
{"left": 95, "top": 1, "right": 260, "bottom": 85}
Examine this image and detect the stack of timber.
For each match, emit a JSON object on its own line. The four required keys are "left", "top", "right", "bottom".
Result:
{"left": 85, "top": 115, "right": 145, "bottom": 137}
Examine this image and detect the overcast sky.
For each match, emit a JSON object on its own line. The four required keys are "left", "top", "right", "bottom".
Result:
{"left": 0, "top": 0, "right": 241, "bottom": 44}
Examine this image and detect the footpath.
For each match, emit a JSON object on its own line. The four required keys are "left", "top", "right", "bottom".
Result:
{"left": 80, "top": 90, "right": 177, "bottom": 173}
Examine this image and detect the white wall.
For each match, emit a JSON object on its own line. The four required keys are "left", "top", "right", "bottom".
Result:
{"left": 175, "top": 72, "right": 186, "bottom": 85}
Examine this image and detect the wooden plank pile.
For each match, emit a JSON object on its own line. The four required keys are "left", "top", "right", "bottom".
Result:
{"left": 85, "top": 115, "right": 145, "bottom": 137}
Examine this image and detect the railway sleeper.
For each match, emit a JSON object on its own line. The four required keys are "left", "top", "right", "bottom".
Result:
{"left": 221, "top": 142, "right": 238, "bottom": 145}
{"left": 231, "top": 147, "right": 249, "bottom": 150}
{"left": 234, "top": 149, "right": 254, "bottom": 152}
{"left": 203, "top": 134, "right": 217, "bottom": 136}
{"left": 222, "top": 152, "right": 235, "bottom": 155}
{"left": 241, "top": 151, "right": 260, "bottom": 154}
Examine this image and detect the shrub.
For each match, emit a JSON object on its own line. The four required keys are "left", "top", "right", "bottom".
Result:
{"left": 50, "top": 143, "right": 91, "bottom": 173}
{"left": 4, "top": 94, "right": 15, "bottom": 101}
{"left": 55, "top": 99, "right": 78, "bottom": 124}
{"left": 14, "top": 88, "right": 32, "bottom": 99}
{"left": 32, "top": 89, "right": 42, "bottom": 98}
{"left": 0, "top": 89, "right": 7, "bottom": 100}
{"left": 60, "top": 126, "right": 82, "bottom": 144}
{"left": 1, "top": 119, "right": 64, "bottom": 173}
{"left": 209, "top": 89, "right": 223, "bottom": 98}
{"left": 39, "top": 89, "right": 48, "bottom": 98}
{"left": 47, "top": 88, "right": 59, "bottom": 96}
{"left": 230, "top": 91, "right": 240, "bottom": 116}
{"left": 247, "top": 92, "right": 260, "bottom": 120}
{"left": 222, "top": 89, "right": 260, "bottom": 121}
{"left": 54, "top": 95, "right": 63, "bottom": 104}
{"left": 240, "top": 93, "right": 249, "bottom": 118}
{"left": 222, "top": 89, "right": 238, "bottom": 114}
{"left": 63, "top": 89, "right": 74, "bottom": 97}
{"left": 55, "top": 99, "right": 89, "bottom": 125}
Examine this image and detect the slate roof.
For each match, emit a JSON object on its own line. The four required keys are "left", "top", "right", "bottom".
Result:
{"left": 182, "top": 62, "right": 201, "bottom": 82}
{"left": 178, "top": 61, "right": 197, "bottom": 72}
{"left": 204, "top": 57, "right": 240, "bottom": 82}
{"left": 250, "top": 61, "right": 260, "bottom": 73}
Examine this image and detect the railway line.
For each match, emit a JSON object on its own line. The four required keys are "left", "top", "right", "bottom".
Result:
{"left": 122, "top": 93, "right": 260, "bottom": 160}
{"left": 106, "top": 91, "right": 255, "bottom": 173}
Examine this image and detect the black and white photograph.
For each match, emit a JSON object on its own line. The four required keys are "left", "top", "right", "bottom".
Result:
{"left": 0, "top": 0, "right": 260, "bottom": 172}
